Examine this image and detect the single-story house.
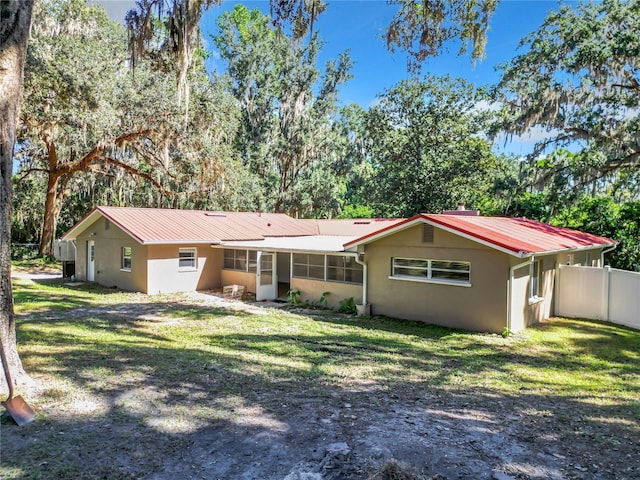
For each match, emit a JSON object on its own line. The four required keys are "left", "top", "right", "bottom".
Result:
{"left": 61, "top": 206, "right": 617, "bottom": 333}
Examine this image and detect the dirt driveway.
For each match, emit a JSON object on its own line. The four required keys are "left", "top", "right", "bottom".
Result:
{"left": 2, "top": 286, "right": 638, "bottom": 480}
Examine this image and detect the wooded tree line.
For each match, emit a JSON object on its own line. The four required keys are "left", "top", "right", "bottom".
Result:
{"left": 10, "top": 0, "right": 640, "bottom": 272}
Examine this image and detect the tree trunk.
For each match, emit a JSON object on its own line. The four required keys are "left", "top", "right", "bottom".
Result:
{"left": 0, "top": 0, "right": 35, "bottom": 398}
{"left": 39, "top": 171, "right": 65, "bottom": 258}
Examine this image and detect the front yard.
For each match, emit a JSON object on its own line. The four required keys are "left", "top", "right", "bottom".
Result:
{"left": 2, "top": 276, "right": 639, "bottom": 479}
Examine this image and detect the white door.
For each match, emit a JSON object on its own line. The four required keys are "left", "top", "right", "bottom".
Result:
{"left": 87, "top": 240, "right": 95, "bottom": 282}
{"left": 256, "top": 251, "right": 277, "bottom": 301}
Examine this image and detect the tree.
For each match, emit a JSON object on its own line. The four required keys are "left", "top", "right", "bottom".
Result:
{"left": 495, "top": 0, "right": 640, "bottom": 187}
{"left": 0, "top": 0, "right": 35, "bottom": 396}
{"left": 17, "top": 0, "right": 178, "bottom": 257}
{"left": 17, "top": 0, "right": 243, "bottom": 256}
{"left": 386, "top": 0, "right": 497, "bottom": 70}
{"left": 213, "top": 4, "right": 352, "bottom": 215}
{"left": 363, "top": 76, "right": 501, "bottom": 217}
{"left": 550, "top": 196, "right": 640, "bottom": 271}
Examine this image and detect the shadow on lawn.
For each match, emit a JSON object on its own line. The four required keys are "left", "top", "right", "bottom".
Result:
{"left": 3, "top": 284, "right": 639, "bottom": 479}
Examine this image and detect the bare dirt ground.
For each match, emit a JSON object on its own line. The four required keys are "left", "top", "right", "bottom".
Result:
{"left": 2, "top": 283, "right": 638, "bottom": 480}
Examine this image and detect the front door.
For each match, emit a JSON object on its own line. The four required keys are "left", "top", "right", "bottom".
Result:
{"left": 87, "top": 240, "right": 95, "bottom": 281}
{"left": 256, "top": 251, "right": 277, "bottom": 301}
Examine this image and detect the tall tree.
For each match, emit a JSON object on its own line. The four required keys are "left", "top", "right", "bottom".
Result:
{"left": 18, "top": 0, "right": 178, "bottom": 257}
{"left": 17, "top": 0, "right": 243, "bottom": 256}
{"left": 213, "top": 4, "right": 352, "bottom": 215}
{"left": 364, "top": 76, "right": 501, "bottom": 217}
{"left": 495, "top": 0, "right": 640, "bottom": 188}
{"left": 0, "top": 0, "right": 35, "bottom": 395}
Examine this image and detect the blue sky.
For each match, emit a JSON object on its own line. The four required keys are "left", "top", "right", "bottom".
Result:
{"left": 99, "top": 0, "right": 573, "bottom": 155}
{"left": 202, "top": 1, "right": 561, "bottom": 109}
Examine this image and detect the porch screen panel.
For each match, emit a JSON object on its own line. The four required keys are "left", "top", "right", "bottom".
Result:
{"left": 327, "top": 255, "right": 363, "bottom": 284}
{"left": 293, "top": 253, "right": 324, "bottom": 280}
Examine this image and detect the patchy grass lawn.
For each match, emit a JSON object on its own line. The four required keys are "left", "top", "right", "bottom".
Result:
{"left": 3, "top": 277, "right": 640, "bottom": 480}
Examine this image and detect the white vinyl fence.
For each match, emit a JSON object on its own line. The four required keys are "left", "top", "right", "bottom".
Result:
{"left": 555, "top": 265, "right": 640, "bottom": 330}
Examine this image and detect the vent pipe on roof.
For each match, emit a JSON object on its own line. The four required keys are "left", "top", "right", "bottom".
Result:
{"left": 442, "top": 203, "right": 480, "bottom": 216}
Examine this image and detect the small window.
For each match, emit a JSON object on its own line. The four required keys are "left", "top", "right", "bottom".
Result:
{"left": 121, "top": 247, "right": 132, "bottom": 271}
{"left": 327, "top": 255, "right": 363, "bottom": 284}
{"left": 292, "top": 253, "right": 324, "bottom": 280}
{"left": 391, "top": 257, "right": 470, "bottom": 285}
{"left": 179, "top": 248, "right": 197, "bottom": 271}
{"left": 105, "top": 219, "right": 110, "bottom": 230}
{"left": 529, "top": 260, "right": 541, "bottom": 300}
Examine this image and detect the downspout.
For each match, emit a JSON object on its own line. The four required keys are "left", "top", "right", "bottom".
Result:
{"left": 507, "top": 256, "right": 533, "bottom": 332}
{"left": 354, "top": 251, "right": 367, "bottom": 305}
{"left": 600, "top": 244, "right": 617, "bottom": 267}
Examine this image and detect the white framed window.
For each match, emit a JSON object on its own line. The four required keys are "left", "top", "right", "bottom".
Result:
{"left": 121, "top": 247, "right": 132, "bottom": 271}
{"left": 327, "top": 255, "right": 363, "bottom": 284}
{"left": 292, "top": 253, "right": 325, "bottom": 280}
{"left": 391, "top": 257, "right": 470, "bottom": 286}
{"left": 223, "top": 249, "right": 257, "bottom": 273}
{"left": 179, "top": 248, "right": 197, "bottom": 271}
{"left": 529, "top": 260, "right": 542, "bottom": 302}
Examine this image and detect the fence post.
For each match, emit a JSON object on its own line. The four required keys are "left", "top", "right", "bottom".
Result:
{"left": 605, "top": 266, "right": 611, "bottom": 322}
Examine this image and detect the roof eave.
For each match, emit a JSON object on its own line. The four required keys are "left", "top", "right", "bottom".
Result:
{"left": 520, "top": 242, "right": 619, "bottom": 258}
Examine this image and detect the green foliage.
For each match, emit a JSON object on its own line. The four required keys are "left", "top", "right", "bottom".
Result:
{"left": 362, "top": 76, "right": 502, "bottom": 217}
{"left": 550, "top": 196, "right": 640, "bottom": 272}
{"left": 14, "top": 0, "right": 244, "bottom": 249}
{"left": 338, "top": 297, "right": 357, "bottom": 315}
{"left": 386, "top": 0, "right": 497, "bottom": 71}
{"left": 319, "top": 291, "right": 330, "bottom": 307}
{"left": 501, "top": 326, "right": 512, "bottom": 338}
{"left": 213, "top": 5, "right": 352, "bottom": 216}
{"left": 495, "top": 0, "right": 640, "bottom": 185}
{"left": 287, "top": 289, "right": 301, "bottom": 305}
{"left": 337, "top": 205, "right": 374, "bottom": 219}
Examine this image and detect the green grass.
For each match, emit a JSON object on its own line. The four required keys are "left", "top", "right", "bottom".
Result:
{"left": 4, "top": 277, "right": 640, "bottom": 479}
{"left": 10, "top": 277, "right": 640, "bottom": 403}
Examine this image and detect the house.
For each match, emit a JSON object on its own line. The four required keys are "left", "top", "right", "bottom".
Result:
{"left": 61, "top": 206, "right": 616, "bottom": 333}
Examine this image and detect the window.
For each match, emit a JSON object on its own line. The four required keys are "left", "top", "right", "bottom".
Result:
{"left": 391, "top": 257, "right": 470, "bottom": 285}
{"left": 327, "top": 255, "right": 363, "bottom": 284}
{"left": 121, "top": 247, "right": 132, "bottom": 271}
{"left": 223, "top": 249, "right": 257, "bottom": 273}
{"left": 179, "top": 248, "right": 197, "bottom": 271}
{"left": 292, "top": 253, "right": 324, "bottom": 280}
{"left": 529, "top": 260, "right": 541, "bottom": 300}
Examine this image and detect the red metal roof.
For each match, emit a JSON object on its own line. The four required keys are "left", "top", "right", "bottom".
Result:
{"left": 302, "top": 218, "right": 404, "bottom": 236}
{"left": 345, "top": 214, "right": 617, "bottom": 255}
{"left": 63, "top": 206, "right": 318, "bottom": 244}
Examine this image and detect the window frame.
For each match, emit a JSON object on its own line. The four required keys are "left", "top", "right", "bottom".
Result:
{"left": 292, "top": 253, "right": 325, "bottom": 281}
{"left": 223, "top": 249, "right": 257, "bottom": 273}
{"left": 178, "top": 247, "right": 197, "bottom": 271}
{"left": 390, "top": 257, "right": 471, "bottom": 287}
{"left": 326, "top": 255, "right": 364, "bottom": 285}
{"left": 121, "top": 246, "right": 132, "bottom": 272}
{"left": 529, "top": 260, "right": 542, "bottom": 304}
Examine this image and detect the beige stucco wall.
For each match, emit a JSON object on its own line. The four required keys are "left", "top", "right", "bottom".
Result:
{"left": 76, "top": 217, "right": 147, "bottom": 292}
{"left": 221, "top": 270, "right": 257, "bottom": 294}
{"left": 146, "top": 245, "right": 222, "bottom": 294}
{"left": 291, "top": 278, "right": 362, "bottom": 309}
{"left": 364, "top": 224, "right": 510, "bottom": 333}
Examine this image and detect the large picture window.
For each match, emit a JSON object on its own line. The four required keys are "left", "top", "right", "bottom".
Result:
{"left": 121, "top": 247, "right": 132, "bottom": 271}
{"left": 179, "top": 248, "right": 197, "bottom": 271}
{"left": 327, "top": 255, "right": 363, "bottom": 284}
{"left": 391, "top": 257, "right": 470, "bottom": 285}
{"left": 292, "top": 253, "right": 325, "bottom": 280}
{"left": 223, "top": 249, "right": 257, "bottom": 273}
